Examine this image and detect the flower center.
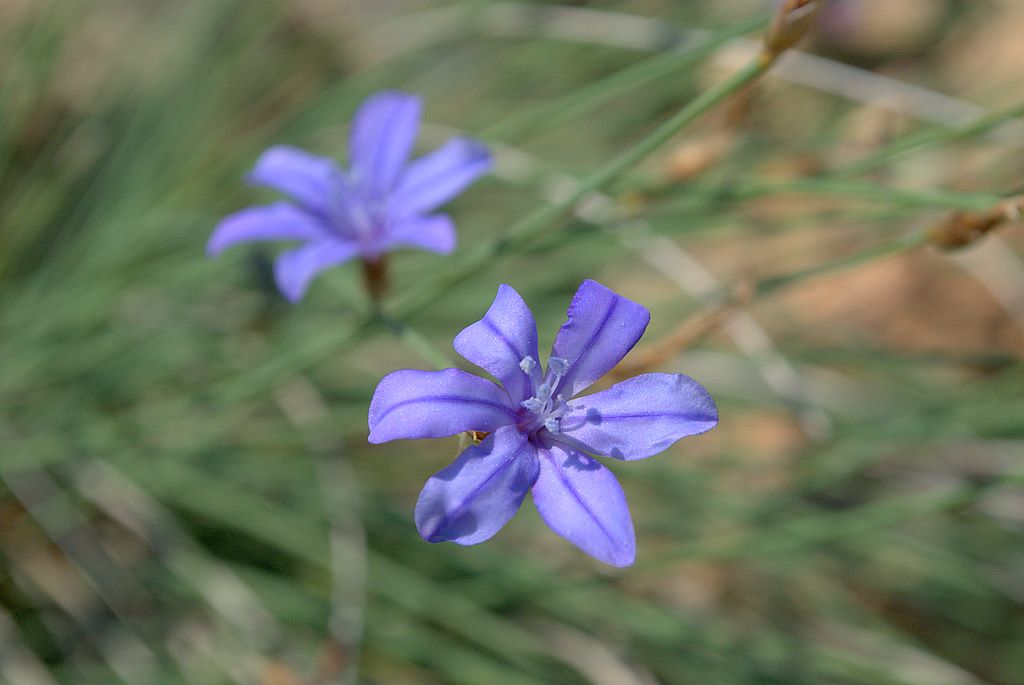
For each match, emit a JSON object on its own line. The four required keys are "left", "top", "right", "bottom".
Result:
{"left": 329, "top": 179, "right": 388, "bottom": 249}
{"left": 346, "top": 202, "right": 379, "bottom": 240}
{"left": 518, "top": 355, "right": 570, "bottom": 435}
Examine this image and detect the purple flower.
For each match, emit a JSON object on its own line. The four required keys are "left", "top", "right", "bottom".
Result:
{"left": 208, "top": 91, "right": 492, "bottom": 302}
{"left": 368, "top": 280, "right": 718, "bottom": 566}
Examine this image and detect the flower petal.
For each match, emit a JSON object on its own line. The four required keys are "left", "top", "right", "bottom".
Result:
{"left": 207, "top": 203, "right": 329, "bottom": 256}
{"left": 531, "top": 442, "right": 636, "bottom": 567}
{"left": 246, "top": 146, "right": 342, "bottom": 214}
{"left": 273, "top": 241, "right": 359, "bottom": 302}
{"left": 349, "top": 91, "right": 421, "bottom": 197}
{"left": 384, "top": 214, "right": 457, "bottom": 255}
{"left": 561, "top": 373, "right": 718, "bottom": 460}
{"left": 415, "top": 426, "right": 539, "bottom": 545}
{"left": 453, "top": 284, "right": 540, "bottom": 405}
{"left": 391, "top": 138, "right": 492, "bottom": 217}
{"left": 368, "top": 368, "right": 517, "bottom": 444}
{"left": 550, "top": 280, "right": 650, "bottom": 398}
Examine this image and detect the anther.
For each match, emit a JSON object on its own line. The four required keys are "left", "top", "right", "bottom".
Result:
{"left": 519, "top": 356, "right": 536, "bottom": 374}
{"left": 548, "top": 356, "right": 569, "bottom": 376}
{"left": 521, "top": 398, "right": 544, "bottom": 412}
{"left": 544, "top": 418, "right": 561, "bottom": 434}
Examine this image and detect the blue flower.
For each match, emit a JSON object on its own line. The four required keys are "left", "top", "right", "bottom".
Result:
{"left": 368, "top": 280, "right": 718, "bottom": 567}
{"left": 208, "top": 91, "right": 492, "bottom": 301}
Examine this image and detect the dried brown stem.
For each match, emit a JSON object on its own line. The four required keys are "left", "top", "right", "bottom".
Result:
{"left": 929, "top": 196, "right": 1024, "bottom": 250}
{"left": 762, "top": 0, "right": 825, "bottom": 64}
{"left": 611, "top": 287, "right": 751, "bottom": 379}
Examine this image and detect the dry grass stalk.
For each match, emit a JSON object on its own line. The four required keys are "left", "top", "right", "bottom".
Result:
{"left": 612, "top": 283, "right": 752, "bottom": 379}
{"left": 930, "top": 196, "right": 1024, "bottom": 250}
{"left": 763, "top": 0, "right": 826, "bottom": 64}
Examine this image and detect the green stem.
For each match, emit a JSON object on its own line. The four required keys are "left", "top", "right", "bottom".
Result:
{"left": 374, "top": 313, "right": 452, "bottom": 371}
{"left": 643, "top": 177, "right": 1001, "bottom": 216}
{"left": 482, "top": 14, "right": 768, "bottom": 142}
{"left": 388, "top": 56, "right": 772, "bottom": 321}
{"left": 834, "top": 98, "right": 1024, "bottom": 179}
{"left": 753, "top": 230, "right": 930, "bottom": 298}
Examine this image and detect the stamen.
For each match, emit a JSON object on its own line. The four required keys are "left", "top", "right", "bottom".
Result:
{"left": 548, "top": 356, "right": 569, "bottom": 377}
{"left": 520, "top": 361, "right": 572, "bottom": 435}
{"left": 521, "top": 398, "right": 544, "bottom": 412}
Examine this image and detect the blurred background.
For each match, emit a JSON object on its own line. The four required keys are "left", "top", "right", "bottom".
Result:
{"left": 2, "top": 1, "right": 1024, "bottom": 683}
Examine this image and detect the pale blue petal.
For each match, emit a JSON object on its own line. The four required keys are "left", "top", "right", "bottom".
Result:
{"left": 561, "top": 373, "right": 718, "bottom": 460}
{"left": 415, "top": 426, "right": 539, "bottom": 545}
{"left": 453, "top": 284, "right": 539, "bottom": 405}
{"left": 207, "top": 203, "right": 328, "bottom": 256}
{"left": 550, "top": 279, "right": 650, "bottom": 398}
{"left": 391, "top": 138, "right": 492, "bottom": 217}
{"left": 531, "top": 442, "right": 636, "bottom": 567}
{"left": 273, "top": 241, "right": 360, "bottom": 302}
{"left": 368, "top": 368, "right": 517, "bottom": 444}
{"left": 349, "top": 91, "right": 421, "bottom": 197}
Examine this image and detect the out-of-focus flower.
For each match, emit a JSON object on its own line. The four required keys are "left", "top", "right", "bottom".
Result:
{"left": 368, "top": 280, "right": 718, "bottom": 566}
{"left": 208, "top": 91, "right": 492, "bottom": 301}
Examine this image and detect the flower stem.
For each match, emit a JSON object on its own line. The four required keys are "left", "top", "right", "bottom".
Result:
{"left": 362, "top": 257, "right": 389, "bottom": 304}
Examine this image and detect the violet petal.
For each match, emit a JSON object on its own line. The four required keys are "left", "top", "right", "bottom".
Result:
{"left": 391, "top": 138, "right": 492, "bottom": 217}
{"left": 368, "top": 368, "right": 517, "bottom": 444}
{"left": 273, "top": 241, "right": 360, "bottom": 302}
{"left": 453, "top": 284, "right": 540, "bottom": 405}
{"left": 207, "top": 203, "right": 329, "bottom": 256}
{"left": 384, "top": 214, "right": 457, "bottom": 255}
{"left": 349, "top": 91, "right": 421, "bottom": 198}
{"left": 532, "top": 442, "right": 636, "bottom": 567}
{"left": 550, "top": 279, "right": 650, "bottom": 398}
{"left": 415, "top": 425, "right": 539, "bottom": 545}
{"left": 246, "top": 146, "right": 342, "bottom": 215}
{"left": 562, "top": 373, "right": 718, "bottom": 460}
